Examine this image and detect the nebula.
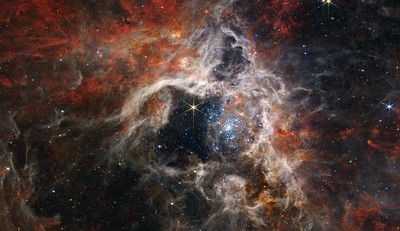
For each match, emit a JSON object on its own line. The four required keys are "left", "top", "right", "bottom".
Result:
{"left": 0, "top": 0, "right": 399, "bottom": 230}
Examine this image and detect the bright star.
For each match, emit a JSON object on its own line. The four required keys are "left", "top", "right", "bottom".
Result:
{"left": 323, "top": 0, "right": 339, "bottom": 7}
{"left": 317, "top": 0, "right": 339, "bottom": 15}
{"left": 383, "top": 102, "right": 394, "bottom": 112}
{"left": 322, "top": 0, "right": 334, "bottom": 5}
{"left": 382, "top": 98, "right": 396, "bottom": 117}
{"left": 182, "top": 98, "right": 204, "bottom": 115}
{"left": 179, "top": 97, "right": 205, "bottom": 129}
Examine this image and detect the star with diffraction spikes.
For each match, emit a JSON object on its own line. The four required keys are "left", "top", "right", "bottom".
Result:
{"left": 382, "top": 97, "right": 397, "bottom": 118}
{"left": 321, "top": 0, "right": 338, "bottom": 8}
{"left": 314, "top": 0, "right": 340, "bottom": 16}
{"left": 180, "top": 97, "right": 205, "bottom": 129}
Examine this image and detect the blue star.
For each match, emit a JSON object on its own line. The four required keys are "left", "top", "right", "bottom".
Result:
{"left": 382, "top": 98, "right": 396, "bottom": 117}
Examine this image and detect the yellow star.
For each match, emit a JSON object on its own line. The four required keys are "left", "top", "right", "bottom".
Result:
{"left": 317, "top": 0, "right": 339, "bottom": 15}
{"left": 178, "top": 97, "right": 205, "bottom": 128}
{"left": 321, "top": 0, "right": 338, "bottom": 8}
{"left": 181, "top": 98, "right": 204, "bottom": 116}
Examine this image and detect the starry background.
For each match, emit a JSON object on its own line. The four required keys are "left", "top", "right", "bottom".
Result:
{"left": 0, "top": 0, "right": 399, "bottom": 230}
